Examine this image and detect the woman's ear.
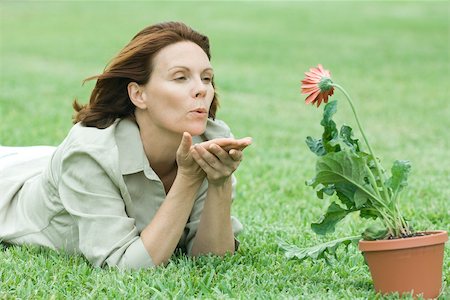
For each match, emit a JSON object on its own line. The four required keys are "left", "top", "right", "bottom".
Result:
{"left": 128, "top": 82, "right": 147, "bottom": 109}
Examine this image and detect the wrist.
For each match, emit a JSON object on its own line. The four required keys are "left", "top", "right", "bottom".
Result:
{"left": 208, "top": 175, "right": 232, "bottom": 187}
{"left": 205, "top": 177, "right": 233, "bottom": 207}
{"left": 208, "top": 176, "right": 232, "bottom": 191}
{"left": 176, "top": 170, "right": 205, "bottom": 186}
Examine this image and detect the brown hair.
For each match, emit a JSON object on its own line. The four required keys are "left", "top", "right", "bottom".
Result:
{"left": 73, "top": 22, "right": 219, "bottom": 128}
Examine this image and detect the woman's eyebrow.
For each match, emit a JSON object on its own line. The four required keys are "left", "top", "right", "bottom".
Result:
{"left": 168, "top": 66, "right": 214, "bottom": 72}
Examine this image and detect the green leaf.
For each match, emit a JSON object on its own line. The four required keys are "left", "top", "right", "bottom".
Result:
{"left": 309, "top": 100, "right": 362, "bottom": 157}
{"left": 305, "top": 136, "right": 326, "bottom": 156}
{"left": 334, "top": 182, "right": 357, "bottom": 209}
{"left": 309, "top": 151, "right": 378, "bottom": 203}
{"left": 311, "top": 202, "right": 351, "bottom": 235}
{"left": 321, "top": 100, "right": 338, "bottom": 129}
{"left": 360, "top": 208, "right": 380, "bottom": 219}
{"left": 278, "top": 236, "right": 361, "bottom": 262}
{"left": 362, "top": 222, "right": 388, "bottom": 240}
{"left": 386, "top": 160, "right": 411, "bottom": 194}
{"left": 315, "top": 184, "right": 335, "bottom": 199}
{"left": 354, "top": 188, "right": 369, "bottom": 209}
{"left": 339, "top": 125, "right": 361, "bottom": 152}
{"left": 334, "top": 182, "right": 369, "bottom": 210}
{"left": 320, "top": 100, "right": 340, "bottom": 153}
{"left": 307, "top": 151, "right": 382, "bottom": 234}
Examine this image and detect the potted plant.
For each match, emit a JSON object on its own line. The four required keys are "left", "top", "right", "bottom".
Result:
{"left": 279, "top": 64, "right": 448, "bottom": 298}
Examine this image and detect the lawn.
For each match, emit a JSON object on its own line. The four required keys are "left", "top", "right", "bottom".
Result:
{"left": 1, "top": 1, "right": 449, "bottom": 299}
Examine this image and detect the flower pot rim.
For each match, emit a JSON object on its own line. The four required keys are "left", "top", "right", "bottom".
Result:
{"left": 358, "top": 230, "right": 448, "bottom": 252}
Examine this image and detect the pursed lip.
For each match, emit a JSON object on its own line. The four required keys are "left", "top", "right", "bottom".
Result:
{"left": 190, "top": 107, "right": 208, "bottom": 114}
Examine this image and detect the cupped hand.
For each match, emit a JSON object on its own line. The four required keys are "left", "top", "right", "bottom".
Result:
{"left": 190, "top": 137, "right": 252, "bottom": 186}
{"left": 198, "top": 137, "right": 252, "bottom": 152}
{"left": 176, "top": 132, "right": 206, "bottom": 180}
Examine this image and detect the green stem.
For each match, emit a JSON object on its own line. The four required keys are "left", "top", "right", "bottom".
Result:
{"left": 363, "top": 208, "right": 396, "bottom": 237}
{"left": 364, "top": 164, "right": 382, "bottom": 199}
{"left": 392, "top": 192, "right": 409, "bottom": 233}
{"left": 368, "top": 206, "right": 395, "bottom": 235}
{"left": 394, "top": 197, "right": 411, "bottom": 235}
{"left": 378, "top": 210, "right": 396, "bottom": 234}
{"left": 363, "top": 165, "right": 394, "bottom": 213}
{"left": 332, "top": 83, "right": 390, "bottom": 203}
{"left": 363, "top": 206, "right": 396, "bottom": 234}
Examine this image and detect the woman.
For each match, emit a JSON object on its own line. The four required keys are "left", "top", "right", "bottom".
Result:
{"left": 0, "top": 22, "right": 251, "bottom": 269}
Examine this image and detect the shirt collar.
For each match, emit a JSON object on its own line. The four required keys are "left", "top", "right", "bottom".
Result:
{"left": 114, "top": 118, "right": 159, "bottom": 180}
{"left": 114, "top": 118, "right": 229, "bottom": 179}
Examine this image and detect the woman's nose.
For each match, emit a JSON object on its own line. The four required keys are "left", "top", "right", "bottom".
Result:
{"left": 193, "top": 78, "right": 207, "bottom": 98}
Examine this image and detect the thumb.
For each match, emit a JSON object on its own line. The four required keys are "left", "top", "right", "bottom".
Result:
{"left": 178, "top": 132, "right": 192, "bottom": 155}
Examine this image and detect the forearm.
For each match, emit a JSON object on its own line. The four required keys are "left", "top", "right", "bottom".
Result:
{"left": 191, "top": 177, "right": 235, "bottom": 256}
{"left": 140, "top": 173, "right": 203, "bottom": 265}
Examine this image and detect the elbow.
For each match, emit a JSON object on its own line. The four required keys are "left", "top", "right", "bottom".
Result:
{"left": 150, "top": 256, "right": 171, "bottom": 267}
{"left": 191, "top": 241, "right": 236, "bottom": 257}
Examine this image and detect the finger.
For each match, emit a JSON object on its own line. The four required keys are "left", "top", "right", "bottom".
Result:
{"left": 208, "top": 143, "right": 234, "bottom": 163}
{"left": 229, "top": 149, "right": 243, "bottom": 161}
{"left": 177, "top": 132, "right": 192, "bottom": 156}
{"left": 238, "top": 137, "right": 253, "bottom": 146}
{"left": 221, "top": 137, "right": 252, "bottom": 152}
{"left": 200, "top": 137, "right": 253, "bottom": 152}
{"left": 191, "top": 147, "right": 219, "bottom": 175}
{"left": 194, "top": 144, "right": 221, "bottom": 169}
{"left": 199, "top": 138, "right": 236, "bottom": 151}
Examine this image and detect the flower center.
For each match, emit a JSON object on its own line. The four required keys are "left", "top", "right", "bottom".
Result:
{"left": 318, "top": 77, "right": 333, "bottom": 92}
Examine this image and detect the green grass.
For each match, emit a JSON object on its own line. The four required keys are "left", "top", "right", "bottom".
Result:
{"left": 1, "top": 1, "right": 449, "bottom": 299}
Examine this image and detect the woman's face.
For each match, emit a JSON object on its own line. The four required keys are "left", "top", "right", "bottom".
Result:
{"left": 139, "top": 41, "right": 214, "bottom": 137}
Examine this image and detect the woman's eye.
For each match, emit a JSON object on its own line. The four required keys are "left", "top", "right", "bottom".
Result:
{"left": 202, "top": 77, "right": 212, "bottom": 82}
{"left": 175, "top": 76, "right": 187, "bottom": 81}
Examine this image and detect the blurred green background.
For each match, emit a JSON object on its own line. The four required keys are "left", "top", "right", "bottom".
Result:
{"left": 1, "top": 1, "right": 449, "bottom": 298}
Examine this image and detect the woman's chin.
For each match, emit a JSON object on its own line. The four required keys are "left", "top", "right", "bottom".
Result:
{"left": 186, "top": 125, "right": 207, "bottom": 137}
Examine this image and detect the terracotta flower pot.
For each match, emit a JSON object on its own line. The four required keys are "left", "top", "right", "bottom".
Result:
{"left": 359, "top": 230, "right": 448, "bottom": 299}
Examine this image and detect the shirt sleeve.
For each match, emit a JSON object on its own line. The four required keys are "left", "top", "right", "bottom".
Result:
{"left": 58, "top": 146, "right": 154, "bottom": 269}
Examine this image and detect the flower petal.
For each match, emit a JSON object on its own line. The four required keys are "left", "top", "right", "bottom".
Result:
{"left": 316, "top": 94, "right": 324, "bottom": 107}
{"left": 301, "top": 83, "right": 318, "bottom": 88}
{"left": 309, "top": 68, "right": 324, "bottom": 77}
{"left": 302, "top": 87, "right": 320, "bottom": 94}
{"left": 305, "top": 89, "right": 320, "bottom": 104}
{"left": 301, "top": 78, "right": 318, "bottom": 84}
{"left": 305, "top": 71, "right": 322, "bottom": 80}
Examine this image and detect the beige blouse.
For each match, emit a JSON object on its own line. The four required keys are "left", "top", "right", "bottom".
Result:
{"left": 0, "top": 118, "right": 242, "bottom": 269}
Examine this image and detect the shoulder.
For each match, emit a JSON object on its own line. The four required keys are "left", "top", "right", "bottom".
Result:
{"left": 202, "top": 118, "right": 233, "bottom": 140}
{"left": 62, "top": 120, "right": 120, "bottom": 150}
{"left": 54, "top": 120, "right": 125, "bottom": 174}
{"left": 54, "top": 119, "right": 142, "bottom": 176}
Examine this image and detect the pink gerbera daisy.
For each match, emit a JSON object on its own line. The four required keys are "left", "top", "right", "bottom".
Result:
{"left": 301, "top": 64, "right": 334, "bottom": 107}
